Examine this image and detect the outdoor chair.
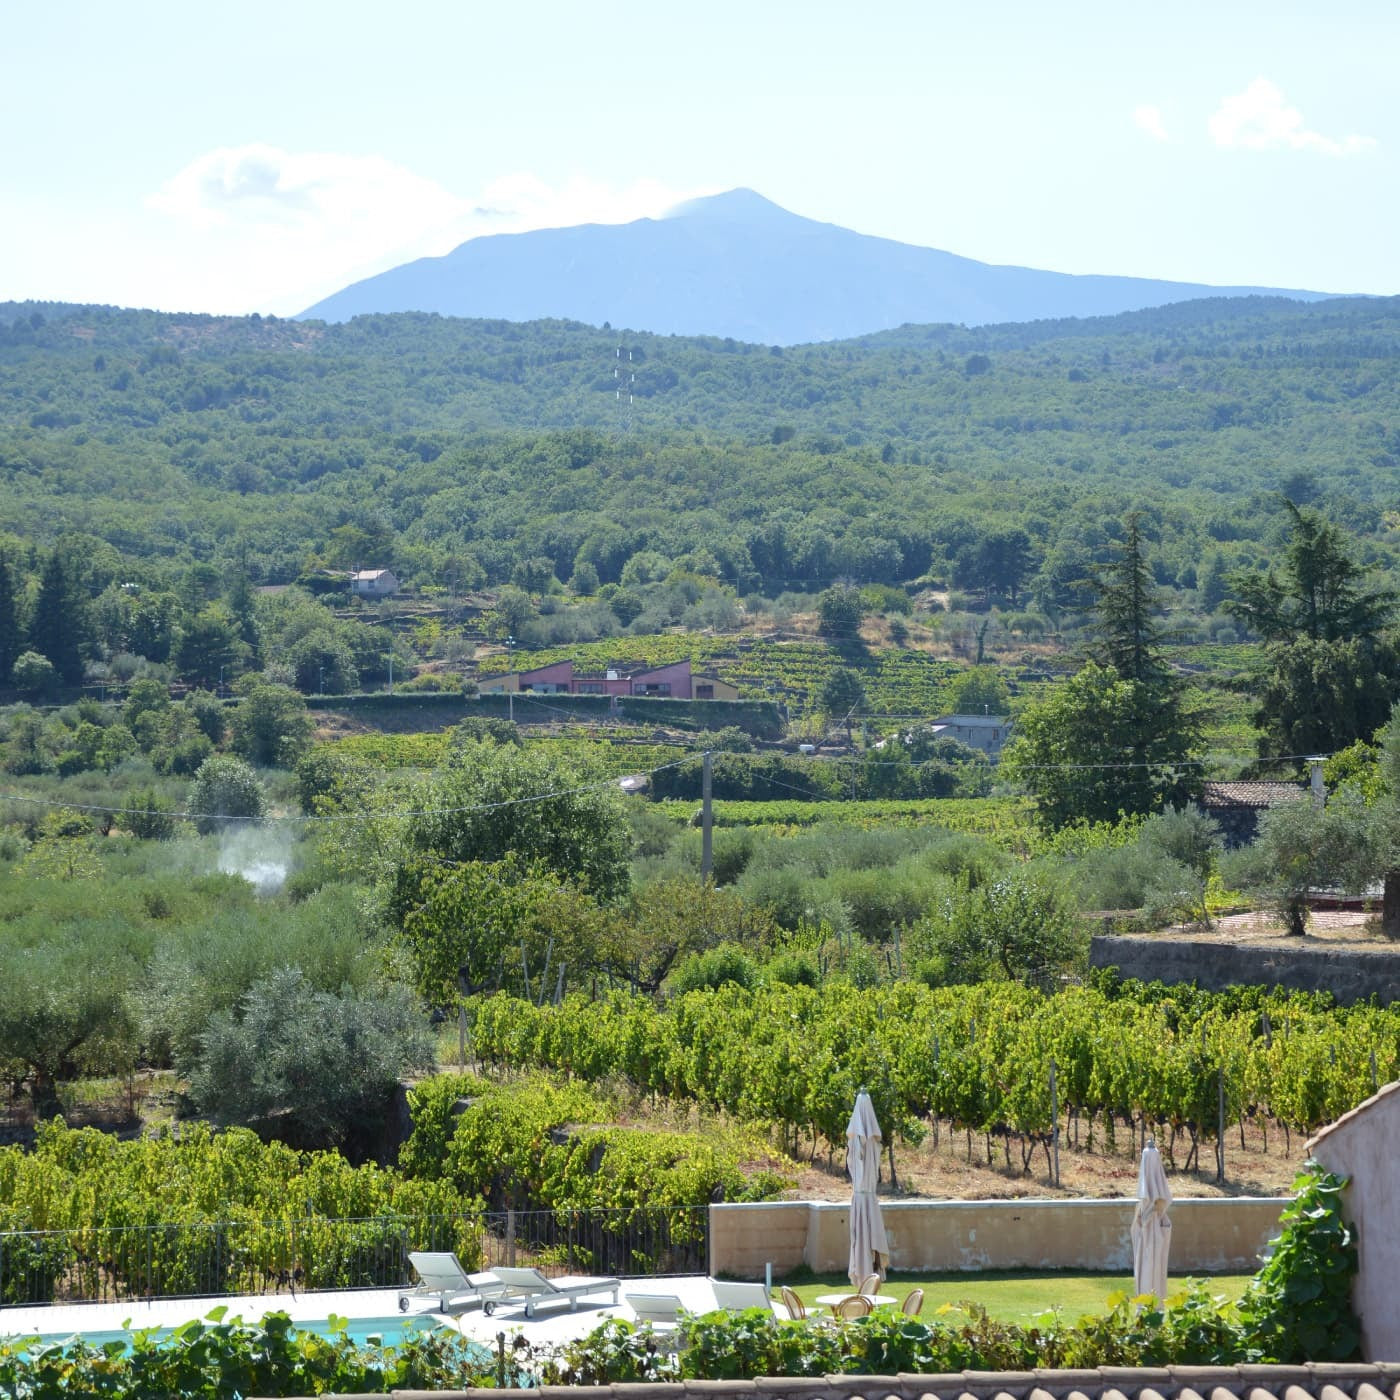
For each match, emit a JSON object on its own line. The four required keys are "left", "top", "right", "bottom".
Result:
{"left": 900, "top": 1287, "right": 924, "bottom": 1316}
{"left": 487, "top": 1265, "right": 621, "bottom": 1319}
{"left": 779, "top": 1285, "right": 817, "bottom": 1322}
{"left": 857, "top": 1272, "right": 881, "bottom": 1297}
{"left": 834, "top": 1294, "right": 873, "bottom": 1319}
{"left": 398, "top": 1253, "right": 506, "bottom": 1315}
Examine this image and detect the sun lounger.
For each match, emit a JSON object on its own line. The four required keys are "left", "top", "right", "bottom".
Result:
{"left": 624, "top": 1291, "right": 684, "bottom": 1326}
{"left": 398, "top": 1252, "right": 506, "bottom": 1314}
{"left": 486, "top": 1265, "right": 622, "bottom": 1319}
{"left": 709, "top": 1278, "right": 774, "bottom": 1312}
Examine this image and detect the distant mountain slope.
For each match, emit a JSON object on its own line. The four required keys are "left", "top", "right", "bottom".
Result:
{"left": 4, "top": 293, "right": 1399, "bottom": 596}
{"left": 299, "top": 188, "right": 1335, "bottom": 343}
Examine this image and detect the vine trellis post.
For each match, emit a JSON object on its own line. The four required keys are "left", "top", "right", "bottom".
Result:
{"left": 1216, "top": 1068, "right": 1226, "bottom": 1185}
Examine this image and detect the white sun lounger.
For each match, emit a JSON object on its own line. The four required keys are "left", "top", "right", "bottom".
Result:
{"left": 398, "top": 1252, "right": 506, "bottom": 1314}
{"left": 709, "top": 1278, "right": 774, "bottom": 1313}
{"left": 486, "top": 1265, "right": 622, "bottom": 1319}
{"left": 625, "top": 1291, "right": 684, "bottom": 1326}
{"left": 625, "top": 1292, "right": 685, "bottom": 1352}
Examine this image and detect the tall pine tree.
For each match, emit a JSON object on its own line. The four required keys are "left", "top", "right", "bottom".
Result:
{"left": 0, "top": 551, "right": 19, "bottom": 684}
{"left": 1090, "top": 514, "right": 1170, "bottom": 685}
{"left": 1006, "top": 515, "right": 1202, "bottom": 828}
{"left": 29, "top": 548, "right": 87, "bottom": 685}
{"left": 1226, "top": 500, "right": 1399, "bottom": 756}
{"left": 1091, "top": 515, "right": 1202, "bottom": 810}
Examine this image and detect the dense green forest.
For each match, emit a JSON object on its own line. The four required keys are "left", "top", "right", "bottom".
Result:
{"left": 2, "top": 296, "right": 1399, "bottom": 602}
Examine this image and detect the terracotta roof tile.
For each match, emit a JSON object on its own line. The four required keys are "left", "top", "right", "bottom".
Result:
{"left": 250, "top": 1370, "right": 1398, "bottom": 1400}
{"left": 1201, "top": 781, "right": 1308, "bottom": 809}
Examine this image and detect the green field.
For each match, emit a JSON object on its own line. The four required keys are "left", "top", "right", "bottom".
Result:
{"left": 783, "top": 1270, "right": 1251, "bottom": 1322}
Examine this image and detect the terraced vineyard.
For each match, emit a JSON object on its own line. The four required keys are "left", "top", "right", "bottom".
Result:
{"left": 474, "top": 631, "right": 1061, "bottom": 719}
{"left": 672, "top": 795, "right": 1040, "bottom": 846}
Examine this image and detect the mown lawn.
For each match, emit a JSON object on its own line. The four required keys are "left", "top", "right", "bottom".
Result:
{"left": 782, "top": 1269, "right": 1251, "bottom": 1321}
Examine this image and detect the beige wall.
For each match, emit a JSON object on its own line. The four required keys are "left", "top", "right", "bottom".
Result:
{"left": 710, "top": 1197, "right": 1287, "bottom": 1280}
{"left": 1308, "top": 1081, "right": 1400, "bottom": 1362}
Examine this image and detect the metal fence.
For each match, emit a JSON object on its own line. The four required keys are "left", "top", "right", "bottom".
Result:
{"left": 0, "top": 1205, "right": 710, "bottom": 1309}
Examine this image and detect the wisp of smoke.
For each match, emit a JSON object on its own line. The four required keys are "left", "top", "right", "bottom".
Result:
{"left": 217, "top": 825, "right": 293, "bottom": 895}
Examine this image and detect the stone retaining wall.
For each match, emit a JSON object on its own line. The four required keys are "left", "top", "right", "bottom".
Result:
{"left": 709, "top": 1197, "right": 1287, "bottom": 1279}
{"left": 1089, "top": 934, "right": 1400, "bottom": 1005}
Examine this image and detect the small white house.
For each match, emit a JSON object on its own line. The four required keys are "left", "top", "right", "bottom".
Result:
{"left": 350, "top": 569, "right": 400, "bottom": 599}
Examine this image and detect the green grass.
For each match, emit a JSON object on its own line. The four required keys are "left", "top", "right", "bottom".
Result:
{"left": 780, "top": 1269, "right": 1250, "bottom": 1322}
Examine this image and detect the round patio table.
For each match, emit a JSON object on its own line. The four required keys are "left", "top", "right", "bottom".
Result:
{"left": 814, "top": 1292, "right": 898, "bottom": 1315}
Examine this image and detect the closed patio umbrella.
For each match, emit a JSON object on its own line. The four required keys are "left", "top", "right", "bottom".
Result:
{"left": 846, "top": 1091, "right": 890, "bottom": 1289}
{"left": 1131, "top": 1137, "right": 1172, "bottom": 1303}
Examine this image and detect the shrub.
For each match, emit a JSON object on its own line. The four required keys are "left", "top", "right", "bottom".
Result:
{"left": 125, "top": 786, "right": 179, "bottom": 840}
{"left": 185, "top": 688, "right": 227, "bottom": 744}
{"left": 907, "top": 873, "right": 1082, "bottom": 989}
{"left": 229, "top": 682, "right": 314, "bottom": 767}
{"left": 0, "top": 1310, "right": 496, "bottom": 1397}
{"left": 764, "top": 951, "right": 820, "bottom": 986}
{"left": 295, "top": 748, "right": 372, "bottom": 815}
{"left": 1074, "top": 843, "right": 1197, "bottom": 914}
{"left": 449, "top": 716, "right": 521, "bottom": 747}
{"left": 668, "top": 943, "right": 757, "bottom": 995}
{"left": 11, "top": 650, "right": 57, "bottom": 696}
{"left": 816, "top": 585, "right": 863, "bottom": 638}
{"left": 189, "top": 754, "right": 266, "bottom": 834}
{"left": 1238, "top": 1164, "right": 1360, "bottom": 1361}
{"left": 692, "top": 725, "right": 754, "bottom": 753}
{"left": 184, "top": 967, "right": 435, "bottom": 1155}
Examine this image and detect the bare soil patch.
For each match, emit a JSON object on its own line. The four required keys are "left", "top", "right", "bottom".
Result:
{"left": 786, "top": 1111, "right": 1305, "bottom": 1203}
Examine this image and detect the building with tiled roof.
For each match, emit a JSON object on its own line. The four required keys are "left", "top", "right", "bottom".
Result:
{"left": 1200, "top": 780, "right": 1308, "bottom": 847}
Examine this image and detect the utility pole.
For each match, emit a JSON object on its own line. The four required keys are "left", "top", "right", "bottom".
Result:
{"left": 700, "top": 750, "right": 713, "bottom": 884}
{"left": 615, "top": 345, "right": 634, "bottom": 434}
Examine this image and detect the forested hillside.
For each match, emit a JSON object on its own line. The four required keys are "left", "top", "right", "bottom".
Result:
{"left": 2, "top": 296, "right": 1398, "bottom": 599}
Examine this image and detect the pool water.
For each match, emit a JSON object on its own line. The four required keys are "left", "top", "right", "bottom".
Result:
{"left": 8, "top": 1313, "right": 446, "bottom": 1351}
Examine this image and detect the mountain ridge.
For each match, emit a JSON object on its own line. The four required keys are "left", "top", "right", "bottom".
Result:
{"left": 298, "top": 188, "right": 1337, "bottom": 344}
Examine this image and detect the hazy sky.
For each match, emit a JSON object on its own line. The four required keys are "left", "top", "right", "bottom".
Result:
{"left": 4, "top": 0, "right": 1395, "bottom": 317}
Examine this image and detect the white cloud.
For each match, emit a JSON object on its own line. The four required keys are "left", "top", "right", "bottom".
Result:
{"left": 146, "top": 146, "right": 716, "bottom": 313}
{"left": 149, "top": 145, "right": 471, "bottom": 237}
{"left": 1208, "top": 78, "right": 1375, "bottom": 156}
{"left": 1133, "top": 105, "right": 1170, "bottom": 143}
{"left": 471, "top": 173, "right": 716, "bottom": 231}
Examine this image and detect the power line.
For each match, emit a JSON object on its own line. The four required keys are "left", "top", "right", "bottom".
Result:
{"left": 0, "top": 757, "right": 693, "bottom": 826}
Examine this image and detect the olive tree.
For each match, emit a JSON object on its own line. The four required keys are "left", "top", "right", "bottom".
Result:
{"left": 189, "top": 754, "right": 267, "bottom": 834}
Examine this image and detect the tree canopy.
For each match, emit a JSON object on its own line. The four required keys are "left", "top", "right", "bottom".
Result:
{"left": 1227, "top": 500, "right": 1396, "bottom": 643}
{"left": 1006, "top": 522, "right": 1202, "bottom": 828}
{"left": 401, "top": 739, "right": 632, "bottom": 901}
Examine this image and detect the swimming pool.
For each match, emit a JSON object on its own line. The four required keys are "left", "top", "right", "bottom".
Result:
{"left": 6, "top": 1313, "right": 447, "bottom": 1351}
